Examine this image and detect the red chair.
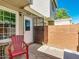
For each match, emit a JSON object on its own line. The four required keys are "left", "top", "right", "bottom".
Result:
{"left": 7, "top": 35, "right": 29, "bottom": 59}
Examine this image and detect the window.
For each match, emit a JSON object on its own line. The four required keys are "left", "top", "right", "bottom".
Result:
{"left": 0, "top": 9, "right": 16, "bottom": 40}
{"left": 25, "top": 20, "right": 30, "bottom": 31}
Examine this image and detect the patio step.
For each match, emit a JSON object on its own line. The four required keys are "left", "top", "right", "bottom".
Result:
{"left": 37, "top": 45, "right": 64, "bottom": 59}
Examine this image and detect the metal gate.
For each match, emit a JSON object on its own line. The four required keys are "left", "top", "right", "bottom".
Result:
{"left": 34, "top": 26, "right": 44, "bottom": 44}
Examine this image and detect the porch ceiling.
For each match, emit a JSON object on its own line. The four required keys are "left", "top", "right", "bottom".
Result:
{"left": 1, "top": 0, "right": 30, "bottom": 8}
{"left": 24, "top": 6, "right": 44, "bottom": 17}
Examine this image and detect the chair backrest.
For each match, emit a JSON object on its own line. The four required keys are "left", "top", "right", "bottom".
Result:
{"left": 11, "top": 35, "right": 24, "bottom": 51}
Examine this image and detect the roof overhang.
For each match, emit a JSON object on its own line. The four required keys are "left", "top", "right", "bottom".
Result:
{"left": 0, "top": 0, "right": 43, "bottom": 17}
{"left": 52, "top": 0, "right": 57, "bottom": 8}
{"left": 0, "top": 0, "right": 31, "bottom": 8}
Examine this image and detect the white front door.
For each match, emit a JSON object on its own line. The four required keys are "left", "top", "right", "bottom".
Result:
{"left": 24, "top": 16, "right": 33, "bottom": 44}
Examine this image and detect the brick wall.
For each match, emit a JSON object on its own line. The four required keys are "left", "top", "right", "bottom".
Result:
{"left": 47, "top": 24, "right": 79, "bottom": 51}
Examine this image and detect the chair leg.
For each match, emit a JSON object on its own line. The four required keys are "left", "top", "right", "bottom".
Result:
{"left": 9, "top": 56, "right": 13, "bottom": 59}
{"left": 26, "top": 48, "right": 29, "bottom": 59}
{"left": 8, "top": 49, "right": 13, "bottom": 59}
{"left": 26, "top": 53, "right": 29, "bottom": 59}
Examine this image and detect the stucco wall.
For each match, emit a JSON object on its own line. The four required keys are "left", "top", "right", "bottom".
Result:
{"left": 47, "top": 25, "right": 79, "bottom": 51}
{"left": 19, "top": 15, "right": 24, "bottom": 35}
{"left": 54, "top": 19, "right": 71, "bottom": 25}
{"left": 30, "top": 0, "right": 50, "bottom": 17}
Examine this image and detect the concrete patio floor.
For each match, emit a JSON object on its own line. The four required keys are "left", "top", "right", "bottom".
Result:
{"left": 5, "top": 44, "right": 61, "bottom": 59}
{"left": 15, "top": 44, "right": 60, "bottom": 59}
{"left": 28, "top": 44, "right": 60, "bottom": 59}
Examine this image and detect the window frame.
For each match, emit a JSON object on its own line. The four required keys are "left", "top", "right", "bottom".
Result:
{"left": 0, "top": 9, "right": 16, "bottom": 40}
{"left": 25, "top": 20, "right": 30, "bottom": 31}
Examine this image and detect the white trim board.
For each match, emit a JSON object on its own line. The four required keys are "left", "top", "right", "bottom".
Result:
{"left": 0, "top": 38, "right": 11, "bottom": 43}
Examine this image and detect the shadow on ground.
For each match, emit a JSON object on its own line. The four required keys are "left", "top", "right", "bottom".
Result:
{"left": 29, "top": 44, "right": 60, "bottom": 59}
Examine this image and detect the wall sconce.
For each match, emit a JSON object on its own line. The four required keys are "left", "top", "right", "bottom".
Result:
{"left": 19, "top": 12, "right": 22, "bottom": 16}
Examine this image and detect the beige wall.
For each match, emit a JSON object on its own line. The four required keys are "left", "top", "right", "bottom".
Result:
{"left": 30, "top": 0, "right": 50, "bottom": 17}
{"left": 47, "top": 24, "right": 79, "bottom": 51}
{"left": 19, "top": 15, "right": 24, "bottom": 35}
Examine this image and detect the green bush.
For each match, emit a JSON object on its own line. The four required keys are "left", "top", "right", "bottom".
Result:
{"left": 55, "top": 8, "right": 70, "bottom": 19}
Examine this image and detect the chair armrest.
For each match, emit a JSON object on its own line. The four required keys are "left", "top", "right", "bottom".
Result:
{"left": 7, "top": 42, "right": 12, "bottom": 55}
{"left": 8, "top": 42, "right": 12, "bottom": 49}
{"left": 23, "top": 41, "right": 28, "bottom": 48}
